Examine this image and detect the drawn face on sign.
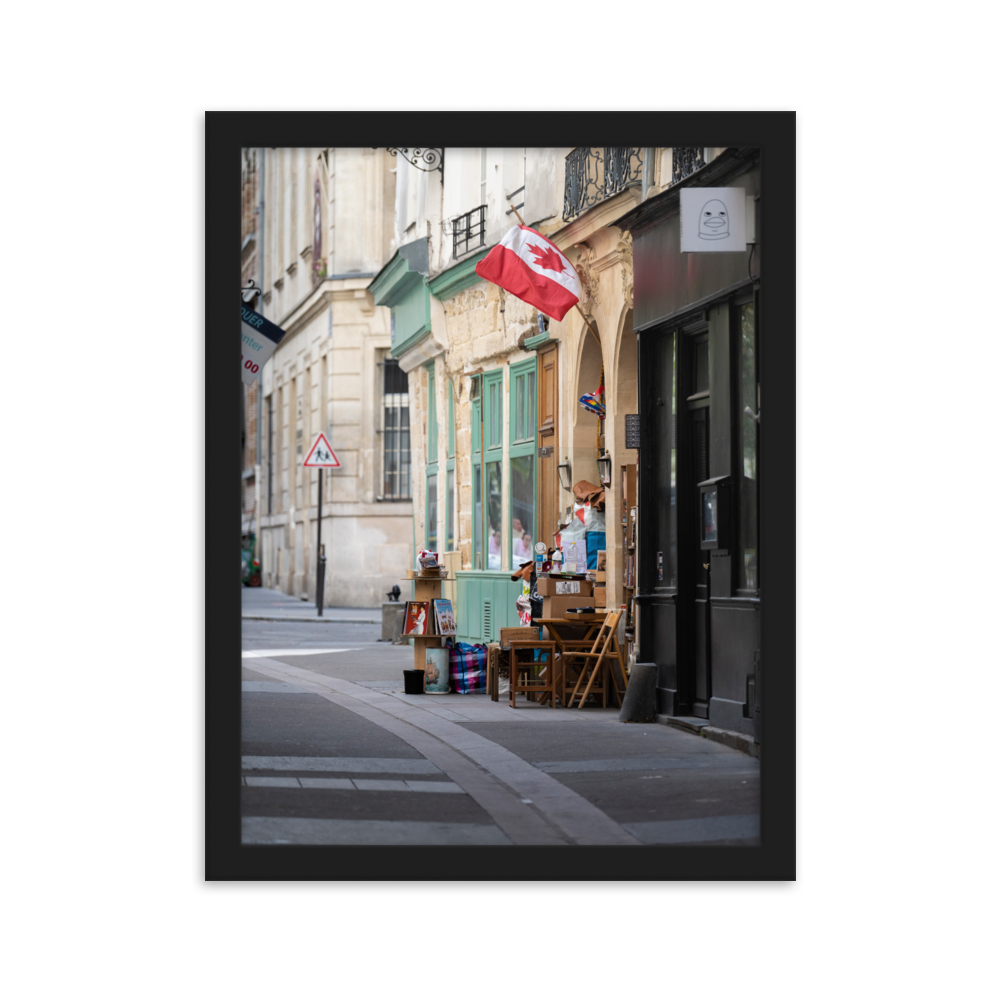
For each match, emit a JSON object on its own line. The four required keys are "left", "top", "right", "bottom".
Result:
{"left": 698, "top": 199, "right": 730, "bottom": 240}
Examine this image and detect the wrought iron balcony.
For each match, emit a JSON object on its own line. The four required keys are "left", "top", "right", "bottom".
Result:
{"left": 672, "top": 147, "right": 706, "bottom": 185}
{"left": 453, "top": 204, "right": 487, "bottom": 258}
{"left": 563, "top": 147, "right": 642, "bottom": 222}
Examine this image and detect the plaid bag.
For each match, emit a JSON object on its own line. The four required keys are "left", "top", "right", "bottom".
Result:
{"left": 448, "top": 640, "right": 489, "bottom": 694}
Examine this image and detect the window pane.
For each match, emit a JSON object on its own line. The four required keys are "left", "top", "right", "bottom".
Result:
{"left": 510, "top": 454, "right": 534, "bottom": 564}
{"left": 446, "top": 467, "right": 455, "bottom": 551}
{"left": 526, "top": 371, "right": 536, "bottom": 437}
{"left": 427, "top": 369, "right": 437, "bottom": 463}
{"left": 474, "top": 464, "right": 482, "bottom": 569}
{"left": 515, "top": 374, "right": 524, "bottom": 442}
{"left": 426, "top": 473, "right": 438, "bottom": 551}
{"left": 739, "top": 302, "right": 758, "bottom": 590}
{"left": 487, "top": 461, "right": 502, "bottom": 569}
{"left": 489, "top": 382, "right": 499, "bottom": 447}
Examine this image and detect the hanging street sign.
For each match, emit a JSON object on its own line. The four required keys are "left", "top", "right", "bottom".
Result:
{"left": 302, "top": 432, "right": 341, "bottom": 468}
{"left": 241, "top": 303, "right": 287, "bottom": 385}
{"left": 679, "top": 187, "right": 750, "bottom": 253}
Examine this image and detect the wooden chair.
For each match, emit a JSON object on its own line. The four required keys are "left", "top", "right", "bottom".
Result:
{"left": 488, "top": 627, "right": 540, "bottom": 702}
{"left": 508, "top": 640, "right": 558, "bottom": 708}
{"left": 561, "top": 609, "right": 627, "bottom": 708}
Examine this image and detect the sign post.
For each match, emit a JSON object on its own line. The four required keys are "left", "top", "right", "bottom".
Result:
{"left": 302, "top": 433, "right": 342, "bottom": 615}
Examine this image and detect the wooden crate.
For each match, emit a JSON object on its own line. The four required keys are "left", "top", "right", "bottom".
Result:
{"left": 499, "top": 626, "right": 540, "bottom": 648}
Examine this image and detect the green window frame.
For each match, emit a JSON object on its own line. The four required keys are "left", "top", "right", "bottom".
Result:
{"left": 446, "top": 379, "right": 455, "bottom": 551}
{"left": 508, "top": 358, "right": 537, "bottom": 567}
{"left": 472, "top": 390, "right": 482, "bottom": 568}
{"left": 472, "top": 369, "right": 504, "bottom": 571}
{"left": 425, "top": 364, "right": 439, "bottom": 551}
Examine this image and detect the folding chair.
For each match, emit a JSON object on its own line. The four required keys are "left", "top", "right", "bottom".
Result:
{"left": 561, "top": 609, "right": 627, "bottom": 708}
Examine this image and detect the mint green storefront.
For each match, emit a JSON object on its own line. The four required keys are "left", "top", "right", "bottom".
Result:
{"left": 369, "top": 240, "right": 523, "bottom": 645}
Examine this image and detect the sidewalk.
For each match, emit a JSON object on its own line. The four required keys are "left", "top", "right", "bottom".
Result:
{"left": 242, "top": 585, "right": 381, "bottom": 624}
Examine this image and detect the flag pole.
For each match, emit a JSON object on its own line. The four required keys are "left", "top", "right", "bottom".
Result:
{"left": 508, "top": 204, "right": 601, "bottom": 347}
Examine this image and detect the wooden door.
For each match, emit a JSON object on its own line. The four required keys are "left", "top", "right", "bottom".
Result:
{"left": 537, "top": 343, "right": 559, "bottom": 552}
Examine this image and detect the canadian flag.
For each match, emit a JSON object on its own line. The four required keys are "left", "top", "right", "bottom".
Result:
{"left": 475, "top": 225, "right": 581, "bottom": 322}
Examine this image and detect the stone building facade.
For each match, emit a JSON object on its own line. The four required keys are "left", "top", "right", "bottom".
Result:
{"left": 252, "top": 148, "right": 413, "bottom": 607}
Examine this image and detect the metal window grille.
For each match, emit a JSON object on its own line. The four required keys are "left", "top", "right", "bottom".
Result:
{"left": 453, "top": 205, "right": 487, "bottom": 258}
{"left": 563, "top": 147, "right": 642, "bottom": 222}
{"left": 672, "top": 147, "right": 706, "bottom": 185}
{"left": 381, "top": 358, "right": 411, "bottom": 500}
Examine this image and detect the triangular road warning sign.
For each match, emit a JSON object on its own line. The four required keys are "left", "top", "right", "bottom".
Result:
{"left": 302, "top": 432, "right": 341, "bottom": 468}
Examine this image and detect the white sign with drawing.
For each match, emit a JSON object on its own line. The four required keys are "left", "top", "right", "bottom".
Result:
{"left": 302, "top": 432, "right": 341, "bottom": 468}
{"left": 680, "top": 187, "right": 748, "bottom": 253}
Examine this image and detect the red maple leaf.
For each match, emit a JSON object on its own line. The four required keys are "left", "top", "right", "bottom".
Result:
{"left": 526, "top": 242, "right": 565, "bottom": 273}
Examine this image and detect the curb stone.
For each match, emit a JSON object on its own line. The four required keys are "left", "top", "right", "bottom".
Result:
{"left": 699, "top": 726, "right": 760, "bottom": 758}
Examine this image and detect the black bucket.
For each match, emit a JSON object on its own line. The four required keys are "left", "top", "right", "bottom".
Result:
{"left": 403, "top": 669, "right": 425, "bottom": 695}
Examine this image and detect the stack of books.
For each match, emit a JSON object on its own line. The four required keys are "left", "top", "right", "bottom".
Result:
{"left": 402, "top": 598, "right": 457, "bottom": 636}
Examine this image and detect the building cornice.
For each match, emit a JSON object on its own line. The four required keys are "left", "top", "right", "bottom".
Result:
{"left": 427, "top": 247, "right": 490, "bottom": 300}
{"left": 397, "top": 333, "right": 446, "bottom": 374}
{"left": 549, "top": 188, "right": 641, "bottom": 251}
{"left": 277, "top": 276, "right": 377, "bottom": 335}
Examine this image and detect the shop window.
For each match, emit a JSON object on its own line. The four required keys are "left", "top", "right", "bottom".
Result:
{"left": 381, "top": 357, "right": 411, "bottom": 500}
{"left": 425, "top": 364, "right": 438, "bottom": 549}
{"left": 738, "top": 299, "right": 759, "bottom": 591}
{"left": 509, "top": 358, "right": 537, "bottom": 565}
{"left": 472, "top": 369, "right": 503, "bottom": 570}
{"left": 446, "top": 381, "right": 455, "bottom": 551}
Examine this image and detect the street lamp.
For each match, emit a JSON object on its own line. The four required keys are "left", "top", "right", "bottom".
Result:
{"left": 597, "top": 451, "right": 612, "bottom": 487}
{"left": 557, "top": 458, "right": 572, "bottom": 491}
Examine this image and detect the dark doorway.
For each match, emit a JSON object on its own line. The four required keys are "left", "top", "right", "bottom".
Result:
{"left": 681, "top": 329, "right": 711, "bottom": 718}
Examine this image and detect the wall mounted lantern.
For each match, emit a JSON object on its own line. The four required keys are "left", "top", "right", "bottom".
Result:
{"left": 557, "top": 459, "right": 572, "bottom": 491}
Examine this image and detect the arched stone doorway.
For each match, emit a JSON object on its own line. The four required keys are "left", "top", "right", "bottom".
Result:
{"left": 571, "top": 316, "right": 604, "bottom": 498}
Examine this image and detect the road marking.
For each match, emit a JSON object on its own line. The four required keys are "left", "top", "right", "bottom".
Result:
{"left": 352, "top": 778, "right": 410, "bottom": 792}
{"left": 534, "top": 756, "right": 759, "bottom": 774}
{"left": 296, "top": 777, "right": 354, "bottom": 790}
{"left": 242, "top": 775, "right": 465, "bottom": 793}
{"left": 243, "top": 816, "right": 510, "bottom": 846}
{"left": 242, "top": 648, "right": 359, "bottom": 659}
{"left": 242, "top": 755, "right": 442, "bottom": 774}
{"left": 242, "top": 681, "right": 311, "bottom": 693}
{"left": 245, "top": 657, "right": 639, "bottom": 846}
{"left": 622, "top": 814, "right": 760, "bottom": 844}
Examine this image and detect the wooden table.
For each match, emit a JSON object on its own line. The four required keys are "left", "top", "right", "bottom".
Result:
{"left": 533, "top": 617, "right": 603, "bottom": 652}
{"left": 530, "top": 617, "right": 602, "bottom": 707}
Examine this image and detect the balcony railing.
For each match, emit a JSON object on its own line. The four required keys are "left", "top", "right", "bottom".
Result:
{"left": 672, "top": 147, "right": 706, "bottom": 185}
{"left": 453, "top": 204, "right": 487, "bottom": 258}
{"left": 563, "top": 147, "right": 642, "bottom": 222}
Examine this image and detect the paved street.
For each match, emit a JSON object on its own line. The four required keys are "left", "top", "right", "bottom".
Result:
{"left": 242, "top": 588, "right": 760, "bottom": 846}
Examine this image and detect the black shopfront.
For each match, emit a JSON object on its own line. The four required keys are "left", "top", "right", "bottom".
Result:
{"left": 616, "top": 147, "right": 761, "bottom": 740}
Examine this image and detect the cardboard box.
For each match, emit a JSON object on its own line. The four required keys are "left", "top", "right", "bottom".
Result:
{"left": 593, "top": 585, "right": 607, "bottom": 608}
{"left": 541, "top": 594, "right": 596, "bottom": 619}
{"left": 595, "top": 571, "right": 606, "bottom": 583}
{"left": 537, "top": 577, "right": 593, "bottom": 597}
